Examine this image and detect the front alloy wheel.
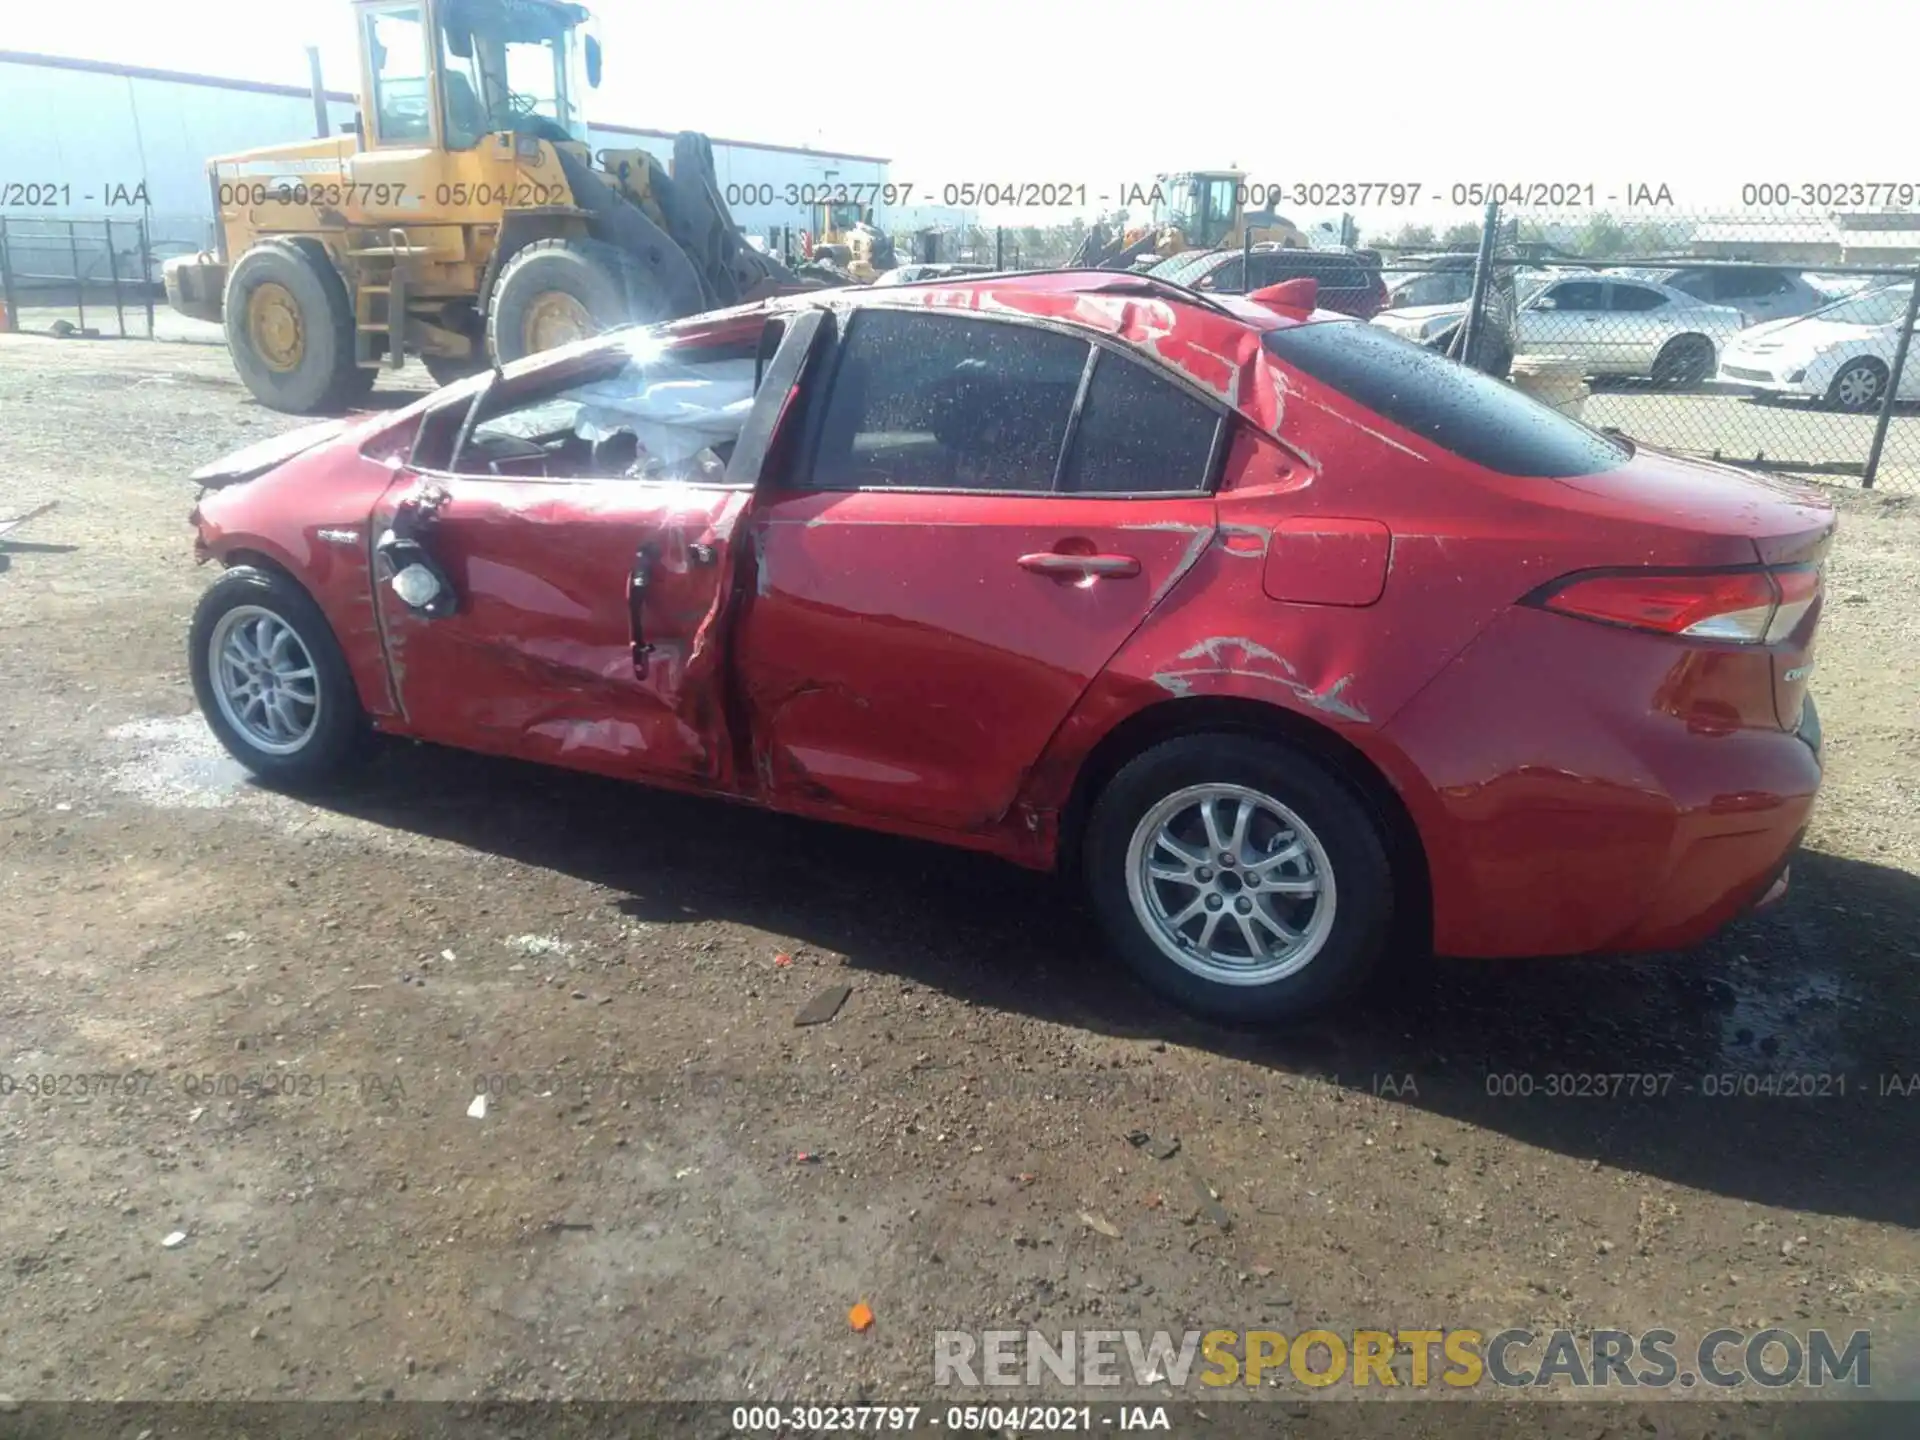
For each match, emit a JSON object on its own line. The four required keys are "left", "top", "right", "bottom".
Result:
{"left": 209, "top": 605, "right": 322, "bottom": 755}
{"left": 189, "top": 565, "right": 370, "bottom": 785}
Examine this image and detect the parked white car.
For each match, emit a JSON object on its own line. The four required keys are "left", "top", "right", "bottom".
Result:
{"left": 1378, "top": 274, "right": 1744, "bottom": 385}
{"left": 1717, "top": 283, "right": 1918, "bottom": 411}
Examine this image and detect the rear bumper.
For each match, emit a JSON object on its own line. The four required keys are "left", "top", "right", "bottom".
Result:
{"left": 1378, "top": 608, "right": 1823, "bottom": 958}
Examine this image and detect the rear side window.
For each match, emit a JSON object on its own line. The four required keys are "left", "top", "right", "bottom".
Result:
{"left": 1608, "top": 284, "right": 1670, "bottom": 312}
{"left": 1263, "top": 321, "right": 1630, "bottom": 478}
{"left": 1534, "top": 280, "right": 1606, "bottom": 311}
{"left": 1665, "top": 269, "right": 1712, "bottom": 300}
{"left": 807, "top": 310, "right": 1088, "bottom": 492}
{"left": 1059, "top": 351, "right": 1221, "bottom": 494}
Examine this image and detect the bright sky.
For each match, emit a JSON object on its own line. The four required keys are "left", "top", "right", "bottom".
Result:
{"left": 8, "top": 0, "right": 1914, "bottom": 218}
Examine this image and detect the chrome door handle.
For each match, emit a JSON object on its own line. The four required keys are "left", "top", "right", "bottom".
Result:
{"left": 1018, "top": 551, "right": 1142, "bottom": 579}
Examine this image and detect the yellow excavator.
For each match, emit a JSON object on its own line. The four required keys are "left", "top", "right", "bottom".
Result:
{"left": 165, "top": 0, "right": 806, "bottom": 414}
{"left": 1068, "top": 169, "right": 1310, "bottom": 270}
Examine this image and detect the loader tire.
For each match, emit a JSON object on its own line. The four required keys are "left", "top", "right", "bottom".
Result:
{"left": 487, "top": 238, "right": 665, "bottom": 366}
{"left": 223, "top": 240, "right": 368, "bottom": 416}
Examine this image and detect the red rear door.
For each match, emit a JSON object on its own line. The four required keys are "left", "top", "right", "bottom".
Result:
{"left": 732, "top": 306, "right": 1229, "bottom": 833}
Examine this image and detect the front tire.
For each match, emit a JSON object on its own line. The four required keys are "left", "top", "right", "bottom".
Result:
{"left": 223, "top": 240, "right": 368, "bottom": 415}
{"left": 189, "top": 566, "right": 369, "bottom": 785}
{"left": 1083, "top": 735, "right": 1392, "bottom": 1024}
{"left": 1827, "top": 357, "right": 1887, "bottom": 412}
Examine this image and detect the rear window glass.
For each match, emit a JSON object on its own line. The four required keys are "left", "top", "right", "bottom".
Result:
{"left": 1262, "top": 321, "right": 1631, "bottom": 478}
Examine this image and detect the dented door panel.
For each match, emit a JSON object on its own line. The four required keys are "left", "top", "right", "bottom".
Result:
{"left": 370, "top": 474, "right": 746, "bottom": 784}
{"left": 733, "top": 490, "right": 1217, "bottom": 833}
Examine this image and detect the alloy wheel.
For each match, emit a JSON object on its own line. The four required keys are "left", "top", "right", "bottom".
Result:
{"left": 209, "top": 605, "right": 322, "bottom": 755}
{"left": 1123, "top": 783, "right": 1338, "bottom": 986}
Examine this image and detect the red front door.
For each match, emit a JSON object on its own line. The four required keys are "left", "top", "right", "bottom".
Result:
{"left": 368, "top": 311, "right": 828, "bottom": 787}
{"left": 371, "top": 471, "right": 748, "bottom": 783}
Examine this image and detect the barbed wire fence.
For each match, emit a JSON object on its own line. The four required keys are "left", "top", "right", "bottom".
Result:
{"left": 891, "top": 203, "right": 1920, "bottom": 493}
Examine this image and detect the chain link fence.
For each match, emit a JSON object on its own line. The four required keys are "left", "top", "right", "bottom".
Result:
{"left": 0, "top": 216, "right": 159, "bottom": 339}
{"left": 876, "top": 205, "right": 1920, "bottom": 493}
{"left": 1384, "top": 204, "right": 1920, "bottom": 493}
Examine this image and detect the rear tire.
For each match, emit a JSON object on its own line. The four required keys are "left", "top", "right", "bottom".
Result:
{"left": 189, "top": 566, "right": 369, "bottom": 786}
{"left": 1827, "top": 357, "right": 1888, "bottom": 412}
{"left": 486, "top": 237, "right": 665, "bottom": 366}
{"left": 223, "top": 240, "right": 367, "bottom": 415}
{"left": 1651, "top": 333, "right": 1715, "bottom": 388}
{"left": 1083, "top": 735, "right": 1393, "bottom": 1024}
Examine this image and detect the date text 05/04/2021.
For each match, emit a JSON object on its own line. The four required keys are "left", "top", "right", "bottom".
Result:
{"left": 721, "top": 181, "right": 1678, "bottom": 210}
{"left": 729, "top": 1405, "right": 1169, "bottom": 1433}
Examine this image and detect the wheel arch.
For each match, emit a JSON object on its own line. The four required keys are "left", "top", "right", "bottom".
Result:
{"left": 208, "top": 545, "right": 398, "bottom": 720}
{"left": 211, "top": 539, "right": 305, "bottom": 583}
{"left": 1057, "top": 696, "right": 1433, "bottom": 954}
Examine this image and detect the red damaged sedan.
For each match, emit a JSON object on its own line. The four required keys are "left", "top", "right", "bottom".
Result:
{"left": 185, "top": 270, "right": 1831, "bottom": 1022}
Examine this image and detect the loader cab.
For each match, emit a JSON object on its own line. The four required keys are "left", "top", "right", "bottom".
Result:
{"left": 357, "top": 0, "right": 598, "bottom": 152}
{"left": 1153, "top": 172, "right": 1242, "bottom": 251}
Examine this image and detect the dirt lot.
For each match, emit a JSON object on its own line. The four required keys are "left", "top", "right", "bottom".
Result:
{"left": 1, "top": 333, "right": 1918, "bottom": 1422}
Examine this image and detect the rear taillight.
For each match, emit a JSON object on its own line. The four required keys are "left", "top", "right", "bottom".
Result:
{"left": 1529, "top": 566, "right": 1820, "bottom": 645}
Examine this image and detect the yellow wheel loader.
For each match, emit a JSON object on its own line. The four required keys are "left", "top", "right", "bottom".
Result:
{"left": 1067, "top": 170, "right": 1310, "bottom": 270}
{"left": 164, "top": 0, "right": 806, "bottom": 414}
{"left": 803, "top": 201, "right": 895, "bottom": 282}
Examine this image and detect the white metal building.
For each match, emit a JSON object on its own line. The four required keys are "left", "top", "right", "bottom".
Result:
{"left": 0, "top": 49, "right": 891, "bottom": 278}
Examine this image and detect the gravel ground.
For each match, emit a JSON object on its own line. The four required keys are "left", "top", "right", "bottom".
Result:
{"left": 0, "top": 333, "right": 1917, "bottom": 1426}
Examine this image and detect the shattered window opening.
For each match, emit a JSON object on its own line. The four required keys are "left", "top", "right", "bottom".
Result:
{"left": 451, "top": 339, "right": 761, "bottom": 484}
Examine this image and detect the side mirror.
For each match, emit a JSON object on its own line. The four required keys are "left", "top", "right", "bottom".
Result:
{"left": 446, "top": 26, "right": 474, "bottom": 60}
{"left": 585, "top": 35, "right": 602, "bottom": 88}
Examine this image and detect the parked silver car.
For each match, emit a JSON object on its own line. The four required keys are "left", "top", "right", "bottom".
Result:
{"left": 1629, "top": 265, "right": 1836, "bottom": 327}
{"left": 1516, "top": 276, "right": 1745, "bottom": 385}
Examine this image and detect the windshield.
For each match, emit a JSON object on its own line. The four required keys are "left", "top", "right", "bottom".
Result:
{"left": 1804, "top": 284, "right": 1913, "bottom": 327}
{"left": 1518, "top": 270, "right": 1560, "bottom": 303}
{"left": 438, "top": 0, "right": 590, "bottom": 147}
{"left": 1150, "top": 177, "right": 1198, "bottom": 236}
